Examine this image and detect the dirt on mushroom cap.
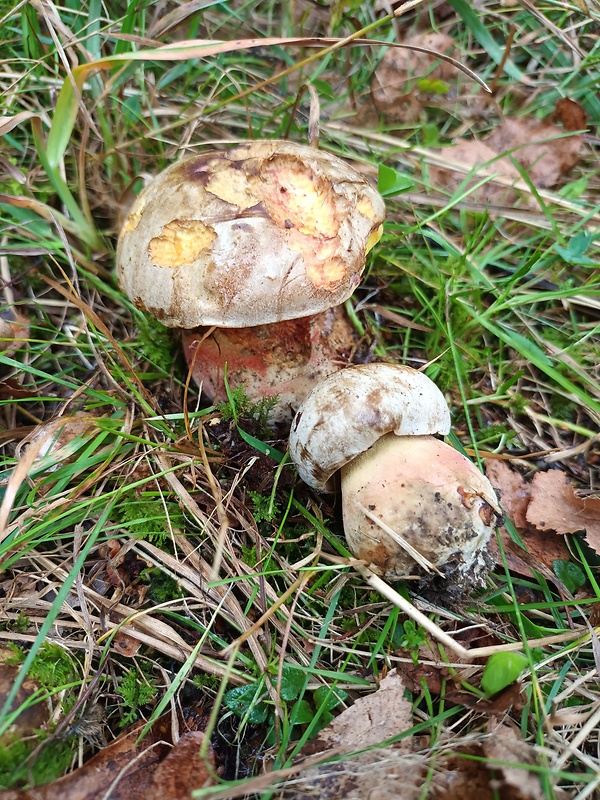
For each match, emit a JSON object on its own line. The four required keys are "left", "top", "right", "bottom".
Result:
{"left": 117, "top": 140, "right": 385, "bottom": 329}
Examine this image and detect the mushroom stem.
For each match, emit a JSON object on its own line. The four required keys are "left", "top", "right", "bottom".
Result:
{"left": 341, "top": 433, "right": 498, "bottom": 581}
{"left": 182, "top": 305, "right": 356, "bottom": 423}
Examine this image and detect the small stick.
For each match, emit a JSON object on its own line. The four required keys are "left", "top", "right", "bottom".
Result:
{"left": 353, "top": 563, "right": 470, "bottom": 659}
{"left": 355, "top": 501, "right": 443, "bottom": 576}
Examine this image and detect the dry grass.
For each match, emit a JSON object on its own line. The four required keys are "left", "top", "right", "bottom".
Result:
{"left": 1, "top": 0, "right": 599, "bottom": 797}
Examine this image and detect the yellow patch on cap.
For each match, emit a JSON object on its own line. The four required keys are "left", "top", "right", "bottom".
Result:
{"left": 121, "top": 202, "right": 145, "bottom": 234}
{"left": 356, "top": 196, "right": 378, "bottom": 221}
{"left": 306, "top": 257, "right": 348, "bottom": 289}
{"left": 149, "top": 219, "right": 216, "bottom": 267}
{"left": 262, "top": 158, "right": 339, "bottom": 238}
{"left": 206, "top": 168, "right": 260, "bottom": 209}
{"left": 365, "top": 224, "right": 383, "bottom": 254}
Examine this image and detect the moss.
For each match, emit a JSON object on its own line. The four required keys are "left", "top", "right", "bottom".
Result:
{"left": 0, "top": 734, "right": 75, "bottom": 790}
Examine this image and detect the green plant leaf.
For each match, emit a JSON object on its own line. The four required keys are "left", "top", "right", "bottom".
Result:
{"left": 481, "top": 652, "right": 528, "bottom": 696}
{"left": 552, "top": 559, "right": 586, "bottom": 593}
{"left": 314, "top": 685, "right": 348, "bottom": 712}
{"left": 224, "top": 684, "right": 269, "bottom": 724}
{"left": 290, "top": 699, "right": 314, "bottom": 726}
{"left": 277, "top": 666, "right": 305, "bottom": 701}
{"left": 378, "top": 164, "right": 414, "bottom": 197}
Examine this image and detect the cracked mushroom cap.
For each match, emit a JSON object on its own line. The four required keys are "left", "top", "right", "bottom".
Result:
{"left": 117, "top": 140, "right": 385, "bottom": 328}
{"left": 288, "top": 363, "right": 452, "bottom": 491}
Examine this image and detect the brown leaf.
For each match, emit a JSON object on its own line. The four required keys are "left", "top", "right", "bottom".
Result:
{"left": 0, "top": 719, "right": 216, "bottom": 800}
{"left": 0, "top": 308, "right": 28, "bottom": 357}
{"left": 526, "top": 470, "right": 600, "bottom": 553}
{"left": 554, "top": 97, "right": 587, "bottom": 132}
{"left": 485, "top": 462, "right": 570, "bottom": 577}
{"left": 486, "top": 461, "right": 530, "bottom": 530}
{"left": 286, "top": 671, "right": 420, "bottom": 800}
{"left": 310, "top": 670, "right": 413, "bottom": 753}
{"left": 0, "top": 718, "right": 171, "bottom": 800}
{"left": 481, "top": 722, "right": 545, "bottom": 799}
{"left": 0, "top": 380, "right": 38, "bottom": 400}
{"left": 430, "top": 722, "right": 545, "bottom": 799}
{"left": 429, "top": 140, "right": 523, "bottom": 206}
{"left": 485, "top": 117, "right": 581, "bottom": 188}
{"left": 146, "top": 732, "right": 215, "bottom": 800}
{"left": 371, "top": 33, "right": 458, "bottom": 122}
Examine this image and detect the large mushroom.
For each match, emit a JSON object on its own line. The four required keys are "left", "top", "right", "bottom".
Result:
{"left": 117, "top": 140, "right": 385, "bottom": 422}
{"left": 289, "top": 363, "right": 500, "bottom": 586}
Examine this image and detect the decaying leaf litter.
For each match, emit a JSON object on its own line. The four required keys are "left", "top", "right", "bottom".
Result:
{"left": 0, "top": 0, "right": 599, "bottom": 798}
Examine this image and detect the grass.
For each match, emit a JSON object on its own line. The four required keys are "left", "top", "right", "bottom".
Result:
{"left": 1, "top": 0, "right": 599, "bottom": 796}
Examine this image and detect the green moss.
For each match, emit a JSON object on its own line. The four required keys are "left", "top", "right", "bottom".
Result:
{"left": 112, "top": 493, "right": 184, "bottom": 544}
{"left": 0, "top": 734, "right": 75, "bottom": 790}
{"left": 140, "top": 568, "right": 184, "bottom": 603}
{"left": 0, "top": 613, "right": 30, "bottom": 634}
{"left": 217, "top": 385, "right": 279, "bottom": 431}
{"left": 117, "top": 667, "right": 157, "bottom": 726}
{"left": 247, "top": 491, "right": 280, "bottom": 524}
{"left": 136, "top": 313, "right": 177, "bottom": 374}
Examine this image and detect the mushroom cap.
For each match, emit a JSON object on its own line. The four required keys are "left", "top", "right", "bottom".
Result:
{"left": 117, "top": 140, "right": 385, "bottom": 328}
{"left": 288, "top": 363, "right": 451, "bottom": 491}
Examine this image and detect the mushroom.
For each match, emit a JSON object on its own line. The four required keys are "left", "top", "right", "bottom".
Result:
{"left": 117, "top": 140, "right": 385, "bottom": 422}
{"left": 288, "top": 363, "right": 500, "bottom": 585}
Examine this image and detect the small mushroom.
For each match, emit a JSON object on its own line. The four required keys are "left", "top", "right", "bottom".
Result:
{"left": 289, "top": 363, "right": 500, "bottom": 585}
{"left": 117, "top": 140, "right": 385, "bottom": 422}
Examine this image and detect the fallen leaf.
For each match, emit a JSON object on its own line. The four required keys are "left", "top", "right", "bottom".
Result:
{"left": 481, "top": 722, "right": 545, "bottom": 799}
{"left": 430, "top": 722, "right": 546, "bottom": 799}
{"left": 371, "top": 33, "right": 458, "bottom": 122}
{"left": 0, "top": 380, "right": 38, "bottom": 400}
{"left": 285, "top": 671, "right": 421, "bottom": 800}
{"left": 0, "top": 308, "right": 28, "bottom": 357}
{"left": 554, "top": 97, "right": 587, "bottom": 132}
{"left": 526, "top": 470, "right": 600, "bottom": 553}
{"left": 485, "top": 461, "right": 571, "bottom": 577}
{"left": 1, "top": 718, "right": 171, "bottom": 800}
{"left": 309, "top": 670, "right": 413, "bottom": 753}
{"left": 146, "top": 732, "right": 214, "bottom": 800}
{"left": 485, "top": 461, "right": 530, "bottom": 529}
{"left": 485, "top": 116, "right": 581, "bottom": 188}
{"left": 0, "top": 719, "right": 216, "bottom": 800}
{"left": 429, "top": 140, "right": 523, "bottom": 206}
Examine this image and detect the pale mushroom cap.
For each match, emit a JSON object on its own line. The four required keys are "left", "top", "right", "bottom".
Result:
{"left": 288, "top": 363, "right": 451, "bottom": 491}
{"left": 117, "top": 140, "right": 385, "bottom": 328}
{"left": 341, "top": 434, "right": 499, "bottom": 580}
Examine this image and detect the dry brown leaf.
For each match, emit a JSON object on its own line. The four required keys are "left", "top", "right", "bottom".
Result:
{"left": 485, "top": 461, "right": 530, "bottom": 530}
{"left": 485, "top": 116, "right": 581, "bottom": 188}
{"left": 0, "top": 308, "right": 28, "bottom": 357}
{"left": 0, "top": 720, "right": 216, "bottom": 800}
{"left": 308, "top": 670, "right": 413, "bottom": 753}
{"left": 1, "top": 718, "right": 171, "bottom": 800}
{"left": 481, "top": 722, "right": 545, "bottom": 799}
{"left": 284, "top": 671, "right": 420, "bottom": 800}
{"left": 526, "top": 470, "right": 600, "bottom": 553}
{"left": 429, "top": 141, "right": 523, "bottom": 206}
{"left": 554, "top": 97, "right": 587, "bottom": 132}
{"left": 371, "top": 33, "right": 458, "bottom": 122}
{"left": 146, "top": 732, "right": 215, "bottom": 800}
{"left": 430, "top": 721, "right": 546, "bottom": 799}
{"left": 486, "top": 461, "right": 570, "bottom": 576}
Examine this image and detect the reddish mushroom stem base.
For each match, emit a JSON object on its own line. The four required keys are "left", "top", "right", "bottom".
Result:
{"left": 181, "top": 306, "right": 357, "bottom": 424}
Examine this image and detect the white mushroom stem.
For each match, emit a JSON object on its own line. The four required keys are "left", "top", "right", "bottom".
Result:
{"left": 341, "top": 434, "right": 499, "bottom": 581}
